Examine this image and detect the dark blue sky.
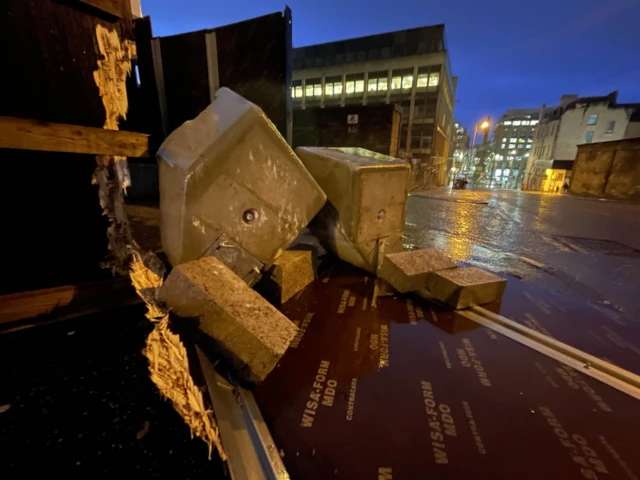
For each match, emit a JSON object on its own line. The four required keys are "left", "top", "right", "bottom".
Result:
{"left": 146, "top": 0, "right": 640, "bottom": 130}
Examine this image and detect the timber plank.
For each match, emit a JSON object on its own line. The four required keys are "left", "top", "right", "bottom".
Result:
{"left": 0, "top": 116, "right": 149, "bottom": 157}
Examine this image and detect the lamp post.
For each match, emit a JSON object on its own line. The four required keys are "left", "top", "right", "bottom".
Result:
{"left": 471, "top": 117, "right": 490, "bottom": 182}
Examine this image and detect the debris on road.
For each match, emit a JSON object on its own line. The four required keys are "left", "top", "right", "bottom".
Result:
{"left": 258, "top": 250, "right": 315, "bottom": 304}
{"left": 157, "top": 87, "right": 326, "bottom": 270}
{"left": 378, "top": 248, "right": 457, "bottom": 293}
{"left": 159, "top": 256, "right": 298, "bottom": 385}
{"left": 426, "top": 266, "right": 507, "bottom": 309}
{"left": 296, "top": 147, "right": 410, "bottom": 272}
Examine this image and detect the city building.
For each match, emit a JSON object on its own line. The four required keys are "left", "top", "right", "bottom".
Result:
{"left": 452, "top": 119, "right": 469, "bottom": 165}
{"left": 489, "top": 108, "right": 540, "bottom": 189}
{"left": 292, "top": 24, "right": 456, "bottom": 187}
{"left": 526, "top": 92, "right": 640, "bottom": 192}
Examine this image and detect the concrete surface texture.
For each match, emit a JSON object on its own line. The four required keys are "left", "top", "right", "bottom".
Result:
{"left": 157, "top": 88, "right": 326, "bottom": 268}
{"left": 378, "top": 248, "right": 457, "bottom": 293}
{"left": 406, "top": 187, "right": 640, "bottom": 317}
{"left": 296, "top": 147, "right": 410, "bottom": 272}
{"left": 159, "top": 256, "right": 298, "bottom": 384}
{"left": 425, "top": 266, "right": 507, "bottom": 309}
{"left": 262, "top": 250, "right": 315, "bottom": 304}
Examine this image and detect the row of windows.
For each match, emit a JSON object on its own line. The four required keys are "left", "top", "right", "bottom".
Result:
{"left": 292, "top": 72, "right": 440, "bottom": 99}
{"left": 501, "top": 137, "right": 533, "bottom": 144}
{"left": 502, "top": 120, "right": 539, "bottom": 126}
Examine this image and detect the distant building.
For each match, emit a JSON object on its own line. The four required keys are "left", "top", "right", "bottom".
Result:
{"left": 292, "top": 24, "right": 456, "bottom": 188}
{"left": 489, "top": 108, "right": 541, "bottom": 189}
{"left": 526, "top": 92, "right": 640, "bottom": 192}
{"left": 451, "top": 119, "right": 469, "bottom": 172}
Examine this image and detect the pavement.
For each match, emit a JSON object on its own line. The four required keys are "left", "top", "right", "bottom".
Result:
{"left": 406, "top": 187, "right": 640, "bottom": 318}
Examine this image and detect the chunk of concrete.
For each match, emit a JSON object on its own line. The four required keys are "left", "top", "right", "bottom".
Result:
{"left": 378, "top": 248, "right": 457, "bottom": 293}
{"left": 158, "top": 88, "right": 326, "bottom": 268}
{"left": 426, "top": 267, "right": 507, "bottom": 309}
{"left": 258, "top": 250, "right": 315, "bottom": 304}
{"left": 295, "top": 147, "right": 410, "bottom": 273}
{"left": 158, "top": 256, "right": 298, "bottom": 384}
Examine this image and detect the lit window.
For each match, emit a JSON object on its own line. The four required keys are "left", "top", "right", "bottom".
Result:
{"left": 429, "top": 72, "right": 439, "bottom": 87}
{"left": 402, "top": 75, "right": 413, "bottom": 89}
{"left": 518, "top": 138, "right": 525, "bottom": 143}
{"left": 314, "top": 85, "right": 322, "bottom": 97}
{"left": 512, "top": 121, "right": 522, "bottom": 126}
{"left": 605, "top": 121, "right": 615, "bottom": 134}
{"left": 525, "top": 153, "right": 530, "bottom": 157}
{"left": 502, "top": 138, "right": 507, "bottom": 142}
{"left": 517, "top": 144, "right": 524, "bottom": 149}
{"left": 584, "top": 130, "right": 594, "bottom": 143}
{"left": 391, "top": 76, "right": 402, "bottom": 89}
{"left": 515, "top": 156, "right": 522, "bottom": 161}
{"left": 527, "top": 138, "right": 533, "bottom": 143}
{"left": 417, "top": 74, "right": 428, "bottom": 88}
{"left": 526, "top": 144, "right": 531, "bottom": 149}
{"left": 587, "top": 114, "right": 598, "bottom": 125}
{"left": 521, "top": 121, "right": 530, "bottom": 126}
{"left": 355, "top": 80, "right": 364, "bottom": 93}
{"left": 507, "top": 156, "right": 514, "bottom": 160}
{"left": 378, "top": 78, "right": 388, "bottom": 91}
{"left": 509, "top": 144, "right": 515, "bottom": 149}
{"left": 531, "top": 120, "right": 539, "bottom": 125}
{"left": 346, "top": 81, "right": 355, "bottom": 94}
{"left": 368, "top": 78, "right": 377, "bottom": 92}
{"left": 295, "top": 86, "right": 303, "bottom": 98}
{"left": 305, "top": 85, "right": 313, "bottom": 97}
{"left": 501, "top": 144, "right": 506, "bottom": 149}
{"left": 503, "top": 121, "right": 512, "bottom": 125}
{"left": 325, "top": 84, "right": 333, "bottom": 96}
{"left": 510, "top": 149, "right": 517, "bottom": 154}
{"left": 495, "top": 169, "right": 502, "bottom": 178}
{"left": 510, "top": 138, "right": 517, "bottom": 143}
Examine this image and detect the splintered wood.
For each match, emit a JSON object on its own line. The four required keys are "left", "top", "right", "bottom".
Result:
{"left": 93, "top": 24, "right": 136, "bottom": 273}
{"left": 129, "top": 252, "right": 226, "bottom": 461}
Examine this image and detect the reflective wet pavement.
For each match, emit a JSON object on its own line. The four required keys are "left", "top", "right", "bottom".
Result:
{"left": 255, "top": 264, "right": 640, "bottom": 480}
{"left": 405, "top": 188, "right": 640, "bottom": 317}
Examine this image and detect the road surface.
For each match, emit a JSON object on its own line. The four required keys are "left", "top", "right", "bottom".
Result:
{"left": 406, "top": 188, "right": 640, "bottom": 317}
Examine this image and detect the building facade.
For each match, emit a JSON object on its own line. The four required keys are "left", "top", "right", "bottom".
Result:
{"left": 292, "top": 24, "right": 456, "bottom": 187}
{"left": 526, "top": 92, "right": 640, "bottom": 192}
{"left": 489, "top": 108, "right": 540, "bottom": 189}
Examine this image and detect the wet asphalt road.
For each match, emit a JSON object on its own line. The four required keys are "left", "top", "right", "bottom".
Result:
{"left": 405, "top": 188, "right": 640, "bottom": 318}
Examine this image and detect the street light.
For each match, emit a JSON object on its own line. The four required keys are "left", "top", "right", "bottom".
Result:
{"left": 469, "top": 117, "right": 491, "bottom": 179}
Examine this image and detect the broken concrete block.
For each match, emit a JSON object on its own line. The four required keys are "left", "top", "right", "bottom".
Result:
{"left": 158, "top": 256, "right": 298, "bottom": 384}
{"left": 426, "top": 267, "right": 507, "bottom": 309}
{"left": 379, "top": 248, "right": 457, "bottom": 293}
{"left": 158, "top": 88, "right": 326, "bottom": 268}
{"left": 258, "top": 250, "right": 315, "bottom": 304}
{"left": 295, "top": 147, "right": 411, "bottom": 273}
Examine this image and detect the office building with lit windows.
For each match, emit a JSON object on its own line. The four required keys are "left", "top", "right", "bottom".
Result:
{"left": 292, "top": 24, "right": 456, "bottom": 187}
{"left": 490, "top": 108, "right": 540, "bottom": 189}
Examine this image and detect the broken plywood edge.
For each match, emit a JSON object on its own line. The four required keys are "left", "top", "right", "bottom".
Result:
{"left": 129, "top": 251, "right": 227, "bottom": 461}
{"left": 93, "top": 23, "right": 136, "bottom": 274}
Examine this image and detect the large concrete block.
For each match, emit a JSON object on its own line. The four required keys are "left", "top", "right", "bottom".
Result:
{"left": 257, "top": 250, "right": 315, "bottom": 304}
{"left": 426, "top": 267, "right": 507, "bottom": 309}
{"left": 295, "top": 147, "right": 411, "bottom": 273}
{"left": 158, "top": 88, "right": 326, "bottom": 268}
{"left": 379, "top": 248, "right": 457, "bottom": 293}
{"left": 158, "top": 256, "right": 298, "bottom": 384}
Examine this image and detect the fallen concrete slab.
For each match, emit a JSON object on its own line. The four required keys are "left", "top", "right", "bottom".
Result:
{"left": 426, "top": 266, "right": 507, "bottom": 309}
{"left": 295, "top": 147, "right": 410, "bottom": 273}
{"left": 159, "top": 256, "right": 298, "bottom": 384}
{"left": 158, "top": 88, "right": 326, "bottom": 269}
{"left": 378, "top": 248, "right": 457, "bottom": 293}
{"left": 258, "top": 250, "right": 315, "bottom": 304}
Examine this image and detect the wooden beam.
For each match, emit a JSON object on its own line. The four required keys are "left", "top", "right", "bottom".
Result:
{"left": 77, "top": 0, "right": 125, "bottom": 19}
{"left": 0, "top": 116, "right": 150, "bottom": 157}
{"left": 0, "top": 277, "right": 142, "bottom": 332}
